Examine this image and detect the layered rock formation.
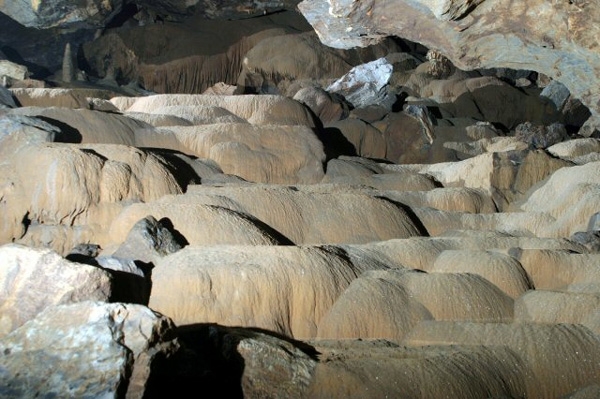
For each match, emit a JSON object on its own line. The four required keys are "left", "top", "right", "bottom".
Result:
{"left": 0, "top": 2, "right": 599, "bottom": 398}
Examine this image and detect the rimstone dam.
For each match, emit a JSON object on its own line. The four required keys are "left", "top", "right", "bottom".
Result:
{"left": 0, "top": 0, "right": 600, "bottom": 397}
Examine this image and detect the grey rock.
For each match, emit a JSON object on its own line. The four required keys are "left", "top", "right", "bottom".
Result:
{"left": 0, "top": 114, "right": 58, "bottom": 156}
{"left": 515, "top": 122, "right": 568, "bottom": 149}
{"left": 0, "top": 301, "right": 180, "bottom": 399}
{"left": 326, "top": 58, "right": 395, "bottom": 109}
{"left": 570, "top": 231, "right": 600, "bottom": 253}
{"left": 541, "top": 80, "right": 571, "bottom": 112}
{"left": 68, "top": 243, "right": 101, "bottom": 258}
{"left": 112, "top": 215, "right": 185, "bottom": 265}
{"left": 0, "top": 244, "right": 112, "bottom": 338}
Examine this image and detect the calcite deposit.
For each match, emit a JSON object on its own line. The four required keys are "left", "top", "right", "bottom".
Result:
{"left": 0, "top": 1, "right": 599, "bottom": 398}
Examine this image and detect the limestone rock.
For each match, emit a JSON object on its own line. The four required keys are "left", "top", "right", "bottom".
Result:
{"left": 516, "top": 161, "right": 600, "bottom": 236}
{"left": 176, "top": 184, "right": 425, "bottom": 244}
{"left": 238, "top": 31, "right": 401, "bottom": 96}
{"left": 380, "top": 187, "right": 497, "bottom": 214}
{"left": 1, "top": 143, "right": 189, "bottom": 253}
{"left": 0, "top": 244, "right": 112, "bottom": 337}
{"left": 431, "top": 249, "right": 533, "bottom": 298}
{"left": 404, "top": 149, "right": 571, "bottom": 211}
{"left": 307, "top": 341, "right": 528, "bottom": 398}
{"left": 0, "top": 301, "right": 179, "bottom": 399}
{"left": 405, "top": 321, "right": 600, "bottom": 399}
{"left": 547, "top": 138, "right": 600, "bottom": 164}
{"left": 148, "top": 245, "right": 383, "bottom": 339}
{"left": 515, "top": 291, "right": 600, "bottom": 335}
{"left": 107, "top": 201, "right": 287, "bottom": 249}
{"left": 10, "top": 106, "right": 153, "bottom": 145}
{"left": 81, "top": 17, "right": 306, "bottom": 93}
{"left": 125, "top": 94, "right": 317, "bottom": 127}
{"left": 298, "top": 0, "right": 600, "bottom": 135}
{"left": 137, "top": 123, "right": 325, "bottom": 184}
{"left": 512, "top": 249, "right": 600, "bottom": 293}
{"left": 339, "top": 235, "right": 585, "bottom": 273}
{"left": 293, "top": 86, "right": 349, "bottom": 125}
{"left": 323, "top": 159, "right": 440, "bottom": 191}
{"left": 141, "top": 105, "right": 248, "bottom": 125}
{"left": 315, "top": 269, "right": 434, "bottom": 342}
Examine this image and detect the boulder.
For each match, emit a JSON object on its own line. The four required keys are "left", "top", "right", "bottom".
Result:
{"left": 293, "top": 86, "right": 349, "bottom": 125}
{"left": 0, "top": 301, "right": 179, "bottom": 399}
{"left": 0, "top": 60, "right": 29, "bottom": 82}
{"left": 0, "top": 0, "right": 124, "bottom": 29}
{"left": 111, "top": 215, "right": 184, "bottom": 264}
{"left": 0, "top": 244, "right": 112, "bottom": 337}
{"left": 323, "top": 118, "right": 387, "bottom": 159}
{"left": 326, "top": 58, "right": 395, "bottom": 109}
{"left": 514, "top": 121, "right": 569, "bottom": 149}
{"left": 218, "top": 327, "right": 317, "bottom": 398}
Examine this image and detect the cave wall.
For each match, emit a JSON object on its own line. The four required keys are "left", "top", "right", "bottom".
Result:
{"left": 298, "top": 0, "right": 600, "bottom": 135}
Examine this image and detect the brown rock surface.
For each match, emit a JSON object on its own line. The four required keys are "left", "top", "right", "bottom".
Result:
{"left": 148, "top": 245, "right": 382, "bottom": 339}
{"left": 166, "top": 184, "right": 425, "bottom": 244}
{"left": 306, "top": 340, "right": 529, "bottom": 398}
{"left": 405, "top": 321, "right": 600, "bottom": 399}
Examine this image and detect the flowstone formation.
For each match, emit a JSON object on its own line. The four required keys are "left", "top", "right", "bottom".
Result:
{"left": 298, "top": 0, "right": 600, "bottom": 135}
{"left": 1, "top": 2, "right": 600, "bottom": 398}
